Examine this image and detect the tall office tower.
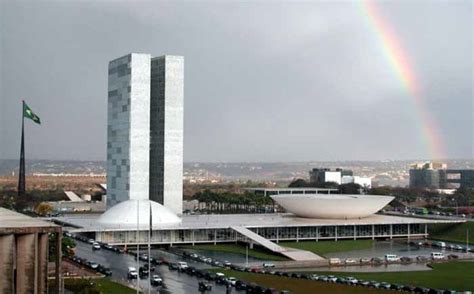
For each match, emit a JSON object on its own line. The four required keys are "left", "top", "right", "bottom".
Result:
{"left": 150, "top": 56, "right": 184, "bottom": 215}
{"left": 107, "top": 53, "right": 151, "bottom": 207}
{"left": 106, "top": 53, "right": 184, "bottom": 215}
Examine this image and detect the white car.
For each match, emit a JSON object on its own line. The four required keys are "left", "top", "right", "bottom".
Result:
{"left": 262, "top": 263, "right": 275, "bottom": 268}
{"left": 431, "top": 252, "right": 444, "bottom": 260}
{"left": 151, "top": 274, "right": 163, "bottom": 286}
{"left": 227, "top": 277, "right": 237, "bottom": 286}
{"left": 177, "top": 261, "right": 188, "bottom": 271}
{"left": 346, "top": 277, "right": 358, "bottom": 284}
{"left": 385, "top": 254, "right": 400, "bottom": 262}
{"left": 127, "top": 267, "right": 138, "bottom": 279}
{"left": 223, "top": 261, "right": 232, "bottom": 267}
{"left": 92, "top": 242, "right": 101, "bottom": 250}
{"left": 344, "top": 258, "right": 357, "bottom": 265}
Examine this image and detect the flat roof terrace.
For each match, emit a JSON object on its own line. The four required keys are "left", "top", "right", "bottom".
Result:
{"left": 0, "top": 207, "right": 60, "bottom": 234}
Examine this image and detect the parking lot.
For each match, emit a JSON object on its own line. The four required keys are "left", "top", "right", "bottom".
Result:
{"left": 73, "top": 239, "right": 234, "bottom": 293}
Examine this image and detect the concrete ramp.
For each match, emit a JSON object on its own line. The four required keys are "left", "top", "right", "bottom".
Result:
{"left": 64, "top": 191, "right": 83, "bottom": 202}
{"left": 231, "top": 226, "right": 324, "bottom": 261}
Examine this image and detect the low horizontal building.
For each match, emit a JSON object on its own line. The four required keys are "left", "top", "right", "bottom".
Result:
{"left": 54, "top": 212, "right": 461, "bottom": 248}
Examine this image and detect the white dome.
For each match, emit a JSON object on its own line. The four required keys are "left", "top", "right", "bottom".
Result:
{"left": 271, "top": 194, "right": 394, "bottom": 219}
{"left": 98, "top": 199, "right": 181, "bottom": 228}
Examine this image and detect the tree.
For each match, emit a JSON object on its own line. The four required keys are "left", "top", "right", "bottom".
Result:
{"left": 35, "top": 202, "right": 53, "bottom": 216}
{"left": 49, "top": 234, "right": 76, "bottom": 259}
{"left": 338, "top": 183, "right": 362, "bottom": 194}
{"left": 288, "top": 179, "right": 309, "bottom": 188}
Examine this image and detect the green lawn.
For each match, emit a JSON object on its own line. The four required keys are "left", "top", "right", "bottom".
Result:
{"left": 313, "top": 261, "right": 474, "bottom": 291}
{"left": 180, "top": 243, "right": 288, "bottom": 261}
{"left": 428, "top": 222, "right": 474, "bottom": 244}
{"left": 209, "top": 269, "right": 387, "bottom": 294}
{"left": 62, "top": 278, "right": 138, "bottom": 293}
{"left": 280, "top": 240, "right": 374, "bottom": 257}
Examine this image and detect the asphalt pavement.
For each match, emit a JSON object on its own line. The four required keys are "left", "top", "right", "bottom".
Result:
{"left": 73, "top": 240, "right": 234, "bottom": 294}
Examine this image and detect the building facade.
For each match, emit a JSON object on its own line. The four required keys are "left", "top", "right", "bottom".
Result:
{"left": 0, "top": 208, "right": 62, "bottom": 294}
{"left": 150, "top": 56, "right": 184, "bottom": 215}
{"left": 107, "top": 53, "right": 184, "bottom": 215}
{"left": 107, "top": 53, "right": 151, "bottom": 207}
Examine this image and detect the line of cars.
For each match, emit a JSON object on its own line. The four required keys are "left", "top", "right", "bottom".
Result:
{"left": 68, "top": 255, "right": 113, "bottom": 276}
{"left": 126, "top": 266, "right": 163, "bottom": 286}
{"left": 168, "top": 263, "right": 291, "bottom": 294}
{"left": 177, "top": 250, "right": 466, "bottom": 294}
{"left": 329, "top": 252, "right": 458, "bottom": 267}
{"left": 413, "top": 241, "right": 472, "bottom": 253}
{"left": 181, "top": 251, "right": 233, "bottom": 268}
{"left": 242, "top": 268, "right": 467, "bottom": 294}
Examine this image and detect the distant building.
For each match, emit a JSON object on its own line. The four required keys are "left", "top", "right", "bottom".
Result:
{"left": 309, "top": 168, "right": 370, "bottom": 187}
{"left": 107, "top": 53, "right": 183, "bottom": 215}
{"left": 409, "top": 161, "right": 474, "bottom": 189}
{"left": 341, "top": 175, "right": 372, "bottom": 188}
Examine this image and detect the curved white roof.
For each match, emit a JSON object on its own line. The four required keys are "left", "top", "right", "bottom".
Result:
{"left": 271, "top": 194, "right": 394, "bottom": 219}
{"left": 98, "top": 199, "right": 181, "bottom": 229}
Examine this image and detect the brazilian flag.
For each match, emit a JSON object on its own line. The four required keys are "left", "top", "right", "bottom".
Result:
{"left": 23, "top": 101, "right": 41, "bottom": 124}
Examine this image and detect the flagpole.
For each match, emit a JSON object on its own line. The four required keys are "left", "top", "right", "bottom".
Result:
{"left": 137, "top": 199, "right": 140, "bottom": 293}
{"left": 148, "top": 202, "right": 151, "bottom": 294}
{"left": 18, "top": 100, "right": 26, "bottom": 197}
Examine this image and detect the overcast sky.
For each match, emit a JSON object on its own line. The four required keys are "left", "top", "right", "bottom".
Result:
{"left": 0, "top": 0, "right": 472, "bottom": 162}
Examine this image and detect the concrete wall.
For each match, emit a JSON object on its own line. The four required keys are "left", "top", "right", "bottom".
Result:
{"left": 0, "top": 232, "right": 52, "bottom": 294}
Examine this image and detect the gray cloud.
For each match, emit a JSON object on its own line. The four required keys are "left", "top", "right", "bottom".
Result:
{"left": 0, "top": 0, "right": 472, "bottom": 162}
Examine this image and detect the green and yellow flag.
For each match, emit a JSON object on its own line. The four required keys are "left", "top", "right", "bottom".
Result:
{"left": 23, "top": 101, "right": 41, "bottom": 124}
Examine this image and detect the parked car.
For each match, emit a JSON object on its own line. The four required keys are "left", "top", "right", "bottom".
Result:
{"left": 447, "top": 254, "right": 458, "bottom": 260}
{"left": 400, "top": 256, "right": 412, "bottom": 263}
{"left": 151, "top": 274, "right": 163, "bottom": 286}
{"left": 87, "top": 261, "right": 99, "bottom": 269}
{"left": 235, "top": 280, "right": 248, "bottom": 290}
{"left": 204, "top": 272, "right": 216, "bottom": 281}
{"left": 431, "top": 252, "right": 444, "bottom": 260}
{"left": 223, "top": 261, "right": 232, "bottom": 267}
{"left": 177, "top": 261, "right": 189, "bottom": 271}
{"left": 385, "top": 254, "right": 400, "bottom": 262}
{"left": 346, "top": 277, "right": 358, "bottom": 285}
{"left": 92, "top": 242, "right": 101, "bottom": 250}
{"left": 127, "top": 267, "right": 138, "bottom": 279}
{"left": 329, "top": 258, "right": 342, "bottom": 265}
{"left": 228, "top": 277, "right": 237, "bottom": 286}
{"left": 139, "top": 266, "right": 149, "bottom": 277}
{"left": 262, "top": 263, "right": 275, "bottom": 268}
{"left": 379, "top": 282, "right": 391, "bottom": 289}
{"left": 168, "top": 263, "right": 179, "bottom": 270}
{"left": 344, "top": 258, "right": 358, "bottom": 265}
{"left": 198, "top": 281, "right": 212, "bottom": 291}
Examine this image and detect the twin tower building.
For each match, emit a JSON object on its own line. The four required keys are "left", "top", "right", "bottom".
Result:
{"left": 106, "top": 53, "right": 184, "bottom": 217}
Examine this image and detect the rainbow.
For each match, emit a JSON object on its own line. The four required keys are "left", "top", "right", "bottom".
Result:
{"left": 359, "top": 0, "right": 444, "bottom": 160}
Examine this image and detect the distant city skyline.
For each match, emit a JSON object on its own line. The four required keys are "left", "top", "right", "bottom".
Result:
{"left": 1, "top": 1, "right": 472, "bottom": 162}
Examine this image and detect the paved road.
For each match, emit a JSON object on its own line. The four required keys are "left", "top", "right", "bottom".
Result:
{"left": 74, "top": 241, "right": 233, "bottom": 294}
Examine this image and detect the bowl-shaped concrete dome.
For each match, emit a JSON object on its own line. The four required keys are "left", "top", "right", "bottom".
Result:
{"left": 98, "top": 199, "right": 181, "bottom": 229}
{"left": 271, "top": 194, "right": 394, "bottom": 219}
